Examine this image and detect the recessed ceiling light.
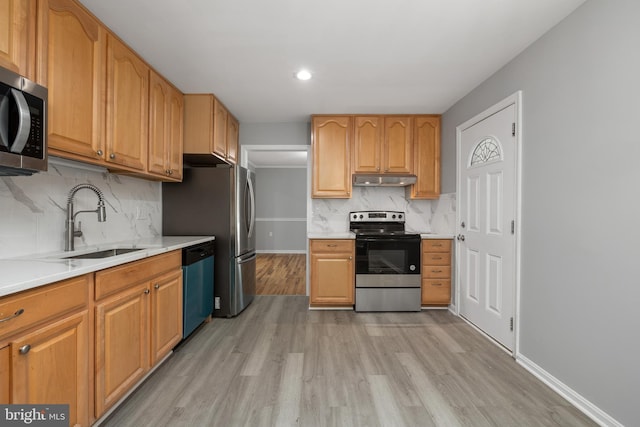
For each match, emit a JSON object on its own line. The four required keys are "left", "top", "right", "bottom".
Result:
{"left": 295, "top": 69, "right": 312, "bottom": 81}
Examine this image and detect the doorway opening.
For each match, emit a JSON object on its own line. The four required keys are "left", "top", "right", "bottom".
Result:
{"left": 241, "top": 145, "right": 309, "bottom": 296}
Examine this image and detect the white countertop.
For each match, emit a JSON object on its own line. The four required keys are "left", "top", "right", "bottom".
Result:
{"left": 419, "top": 233, "right": 455, "bottom": 239}
{"left": 307, "top": 232, "right": 453, "bottom": 240}
{"left": 0, "top": 236, "right": 215, "bottom": 298}
{"left": 308, "top": 232, "right": 356, "bottom": 239}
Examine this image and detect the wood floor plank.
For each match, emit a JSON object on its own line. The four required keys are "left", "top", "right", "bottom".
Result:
{"left": 102, "top": 296, "right": 597, "bottom": 427}
{"left": 256, "top": 254, "right": 306, "bottom": 295}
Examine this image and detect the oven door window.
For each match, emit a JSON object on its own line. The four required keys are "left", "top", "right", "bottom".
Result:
{"left": 356, "top": 239, "right": 420, "bottom": 275}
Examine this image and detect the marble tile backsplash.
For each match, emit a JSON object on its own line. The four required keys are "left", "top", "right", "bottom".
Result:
{"left": 310, "top": 186, "right": 456, "bottom": 235}
{"left": 0, "top": 158, "right": 161, "bottom": 258}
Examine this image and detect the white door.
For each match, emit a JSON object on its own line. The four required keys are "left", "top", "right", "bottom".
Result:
{"left": 458, "top": 102, "right": 517, "bottom": 351}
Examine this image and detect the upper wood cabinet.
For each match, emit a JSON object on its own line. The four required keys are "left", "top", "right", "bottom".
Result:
{"left": 383, "top": 116, "right": 413, "bottom": 173}
{"left": 34, "top": 0, "right": 183, "bottom": 181}
{"left": 313, "top": 114, "right": 440, "bottom": 199}
{"left": 226, "top": 113, "right": 239, "bottom": 165}
{"left": 312, "top": 115, "right": 352, "bottom": 198}
{"left": 0, "top": 0, "right": 35, "bottom": 79}
{"left": 184, "top": 94, "right": 238, "bottom": 165}
{"left": 353, "top": 115, "right": 382, "bottom": 173}
{"left": 409, "top": 115, "right": 441, "bottom": 199}
{"left": 148, "top": 70, "right": 183, "bottom": 181}
{"left": 37, "top": 0, "right": 106, "bottom": 162}
{"left": 105, "top": 33, "right": 148, "bottom": 172}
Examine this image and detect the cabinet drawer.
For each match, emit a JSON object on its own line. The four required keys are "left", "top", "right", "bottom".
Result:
{"left": 310, "top": 239, "right": 354, "bottom": 253}
{"left": 95, "top": 251, "right": 181, "bottom": 301}
{"left": 0, "top": 274, "right": 90, "bottom": 339}
{"left": 422, "top": 280, "right": 451, "bottom": 304}
{"left": 422, "top": 252, "right": 450, "bottom": 266}
{"left": 423, "top": 265, "right": 451, "bottom": 279}
{"left": 422, "top": 239, "right": 451, "bottom": 252}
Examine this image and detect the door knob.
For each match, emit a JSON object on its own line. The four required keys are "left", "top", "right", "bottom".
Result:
{"left": 457, "top": 234, "right": 465, "bottom": 241}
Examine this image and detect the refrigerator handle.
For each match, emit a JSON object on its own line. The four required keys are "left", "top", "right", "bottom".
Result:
{"left": 247, "top": 175, "right": 256, "bottom": 238}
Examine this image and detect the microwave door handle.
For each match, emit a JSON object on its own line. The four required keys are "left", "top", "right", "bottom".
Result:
{"left": 0, "top": 93, "right": 8, "bottom": 148}
{"left": 8, "top": 88, "right": 31, "bottom": 154}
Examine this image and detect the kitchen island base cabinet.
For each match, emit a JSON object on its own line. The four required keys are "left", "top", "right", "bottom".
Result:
{"left": 421, "top": 239, "right": 452, "bottom": 306}
{"left": 309, "top": 239, "right": 354, "bottom": 307}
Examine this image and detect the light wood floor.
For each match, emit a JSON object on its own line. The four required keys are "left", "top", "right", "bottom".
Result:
{"left": 102, "top": 296, "right": 596, "bottom": 427}
{"left": 256, "top": 253, "right": 306, "bottom": 295}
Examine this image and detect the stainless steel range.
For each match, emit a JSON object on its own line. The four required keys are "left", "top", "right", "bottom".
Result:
{"left": 351, "top": 211, "right": 421, "bottom": 312}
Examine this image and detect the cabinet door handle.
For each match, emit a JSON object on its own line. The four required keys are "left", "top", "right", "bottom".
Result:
{"left": 432, "top": 243, "right": 442, "bottom": 247}
{"left": 327, "top": 244, "right": 337, "bottom": 247}
{"left": 432, "top": 256, "right": 442, "bottom": 260}
{"left": 349, "top": 256, "right": 353, "bottom": 260}
{"left": 154, "top": 284, "right": 160, "bottom": 290}
{"left": 19, "top": 344, "right": 31, "bottom": 355}
{"left": 96, "top": 149, "right": 103, "bottom": 156}
{"left": 432, "top": 269, "right": 442, "bottom": 273}
{"left": 144, "top": 289, "right": 150, "bottom": 295}
{"left": 432, "top": 283, "right": 443, "bottom": 287}
{"left": 109, "top": 153, "right": 116, "bottom": 159}
{"left": 0, "top": 308, "right": 24, "bottom": 323}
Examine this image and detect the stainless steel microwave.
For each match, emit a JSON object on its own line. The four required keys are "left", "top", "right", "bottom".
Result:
{"left": 0, "top": 66, "right": 47, "bottom": 176}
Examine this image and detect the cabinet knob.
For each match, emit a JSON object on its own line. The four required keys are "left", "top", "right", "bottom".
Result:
{"left": 96, "top": 149, "right": 103, "bottom": 156}
{"left": 168, "top": 170, "right": 173, "bottom": 175}
{"left": 19, "top": 344, "right": 31, "bottom": 355}
{"left": 109, "top": 153, "right": 116, "bottom": 159}
{"left": 165, "top": 169, "right": 171, "bottom": 175}
{"left": 144, "top": 289, "right": 150, "bottom": 295}
{"left": 349, "top": 256, "right": 353, "bottom": 260}
{"left": 154, "top": 284, "right": 160, "bottom": 290}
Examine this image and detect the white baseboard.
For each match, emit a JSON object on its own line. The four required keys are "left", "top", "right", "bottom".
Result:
{"left": 256, "top": 249, "right": 306, "bottom": 254}
{"left": 516, "top": 354, "right": 622, "bottom": 427}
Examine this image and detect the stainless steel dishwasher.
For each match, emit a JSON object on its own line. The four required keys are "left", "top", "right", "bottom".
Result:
{"left": 182, "top": 241, "right": 215, "bottom": 339}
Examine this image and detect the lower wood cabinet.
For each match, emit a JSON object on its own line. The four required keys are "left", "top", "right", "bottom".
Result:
{"left": 421, "top": 239, "right": 452, "bottom": 306}
{"left": 94, "top": 282, "right": 149, "bottom": 416}
{"left": 150, "top": 269, "right": 183, "bottom": 365}
{"left": 309, "top": 239, "right": 354, "bottom": 306}
{"left": 0, "top": 344, "right": 8, "bottom": 403}
{"left": 11, "top": 311, "right": 89, "bottom": 426}
{"left": 94, "top": 251, "right": 182, "bottom": 418}
{"left": 0, "top": 273, "right": 91, "bottom": 426}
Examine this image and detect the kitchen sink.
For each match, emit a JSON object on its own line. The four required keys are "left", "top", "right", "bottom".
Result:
{"left": 62, "top": 248, "right": 143, "bottom": 259}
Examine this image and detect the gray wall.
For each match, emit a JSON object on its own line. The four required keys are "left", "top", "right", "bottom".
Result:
{"left": 254, "top": 168, "right": 307, "bottom": 252}
{"left": 240, "top": 122, "right": 310, "bottom": 146}
{"left": 441, "top": 1, "right": 639, "bottom": 424}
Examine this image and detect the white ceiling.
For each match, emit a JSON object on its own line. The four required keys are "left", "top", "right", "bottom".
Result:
{"left": 77, "top": 0, "right": 585, "bottom": 124}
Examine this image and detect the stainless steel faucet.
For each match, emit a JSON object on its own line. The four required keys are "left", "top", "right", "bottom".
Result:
{"left": 65, "top": 183, "right": 107, "bottom": 251}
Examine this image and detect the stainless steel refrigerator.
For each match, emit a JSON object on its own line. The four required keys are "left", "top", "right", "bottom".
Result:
{"left": 162, "top": 165, "right": 256, "bottom": 317}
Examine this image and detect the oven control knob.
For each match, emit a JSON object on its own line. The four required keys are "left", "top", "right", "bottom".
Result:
{"left": 359, "top": 215, "right": 363, "bottom": 219}
{"left": 399, "top": 214, "right": 403, "bottom": 219}
{"left": 353, "top": 214, "right": 357, "bottom": 219}
{"left": 392, "top": 214, "right": 396, "bottom": 219}
{"left": 410, "top": 265, "right": 416, "bottom": 271}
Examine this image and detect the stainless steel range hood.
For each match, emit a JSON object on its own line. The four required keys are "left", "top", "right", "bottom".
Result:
{"left": 352, "top": 174, "right": 417, "bottom": 187}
